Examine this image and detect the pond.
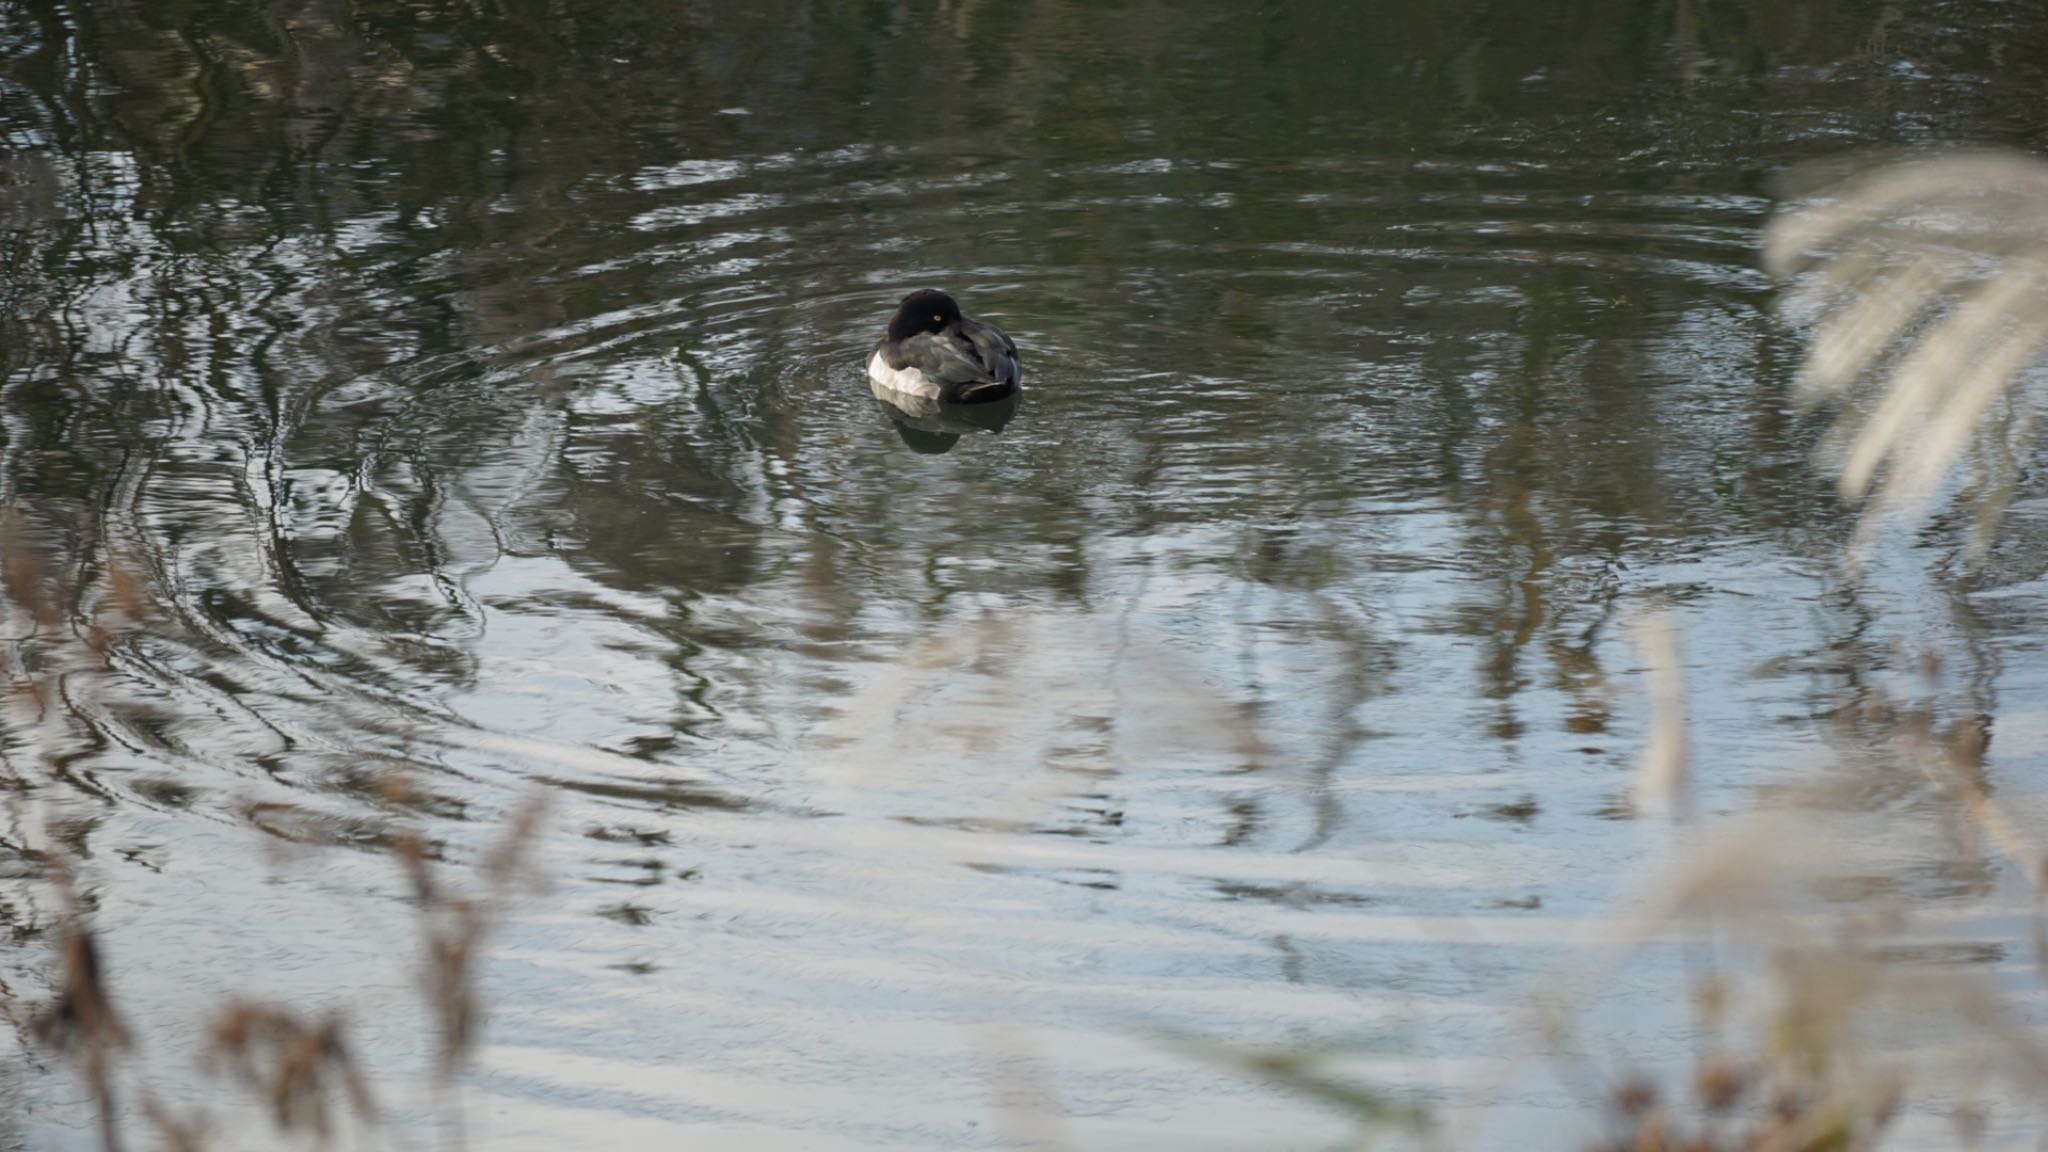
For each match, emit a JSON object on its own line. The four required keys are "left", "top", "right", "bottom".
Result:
{"left": 3, "top": 1, "right": 2048, "bottom": 1148}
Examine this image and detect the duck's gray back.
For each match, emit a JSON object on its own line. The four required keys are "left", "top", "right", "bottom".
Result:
{"left": 884, "top": 322, "right": 1017, "bottom": 387}
{"left": 959, "top": 318, "right": 1020, "bottom": 385}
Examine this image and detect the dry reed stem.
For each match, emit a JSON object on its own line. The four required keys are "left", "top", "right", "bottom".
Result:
{"left": 1632, "top": 610, "right": 1690, "bottom": 821}
{"left": 963, "top": 1019, "right": 1076, "bottom": 1152}
{"left": 139, "top": 1095, "right": 209, "bottom": 1152}
{"left": 393, "top": 788, "right": 547, "bottom": 1152}
{"left": 27, "top": 862, "right": 130, "bottom": 1152}
{"left": 1887, "top": 702, "right": 2048, "bottom": 992}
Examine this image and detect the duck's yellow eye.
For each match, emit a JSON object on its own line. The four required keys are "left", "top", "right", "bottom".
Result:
{"left": 932, "top": 314, "right": 944, "bottom": 323}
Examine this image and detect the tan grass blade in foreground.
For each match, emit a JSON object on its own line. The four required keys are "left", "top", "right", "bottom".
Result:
{"left": 1764, "top": 149, "right": 2048, "bottom": 561}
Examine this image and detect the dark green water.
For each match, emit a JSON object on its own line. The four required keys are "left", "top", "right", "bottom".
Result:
{"left": 4, "top": 1, "right": 2048, "bottom": 1147}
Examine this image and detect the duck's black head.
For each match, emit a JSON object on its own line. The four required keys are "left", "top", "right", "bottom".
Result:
{"left": 887, "top": 289, "right": 962, "bottom": 341}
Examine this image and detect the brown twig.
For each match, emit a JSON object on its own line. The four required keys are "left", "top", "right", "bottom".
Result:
{"left": 28, "top": 862, "right": 129, "bottom": 1152}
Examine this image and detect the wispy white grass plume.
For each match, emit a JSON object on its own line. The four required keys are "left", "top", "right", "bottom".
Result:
{"left": 1765, "top": 149, "right": 2048, "bottom": 562}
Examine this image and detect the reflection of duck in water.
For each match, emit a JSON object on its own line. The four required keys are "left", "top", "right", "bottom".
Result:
{"left": 867, "top": 289, "right": 1021, "bottom": 405}
{"left": 876, "top": 387, "right": 1020, "bottom": 454}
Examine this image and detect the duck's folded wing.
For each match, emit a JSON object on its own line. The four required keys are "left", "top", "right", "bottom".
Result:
{"left": 959, "top": 319, "right": 1020, "bottom": 383}
{"left": 890, "top": 331, "right": 1001, "bottom": 384}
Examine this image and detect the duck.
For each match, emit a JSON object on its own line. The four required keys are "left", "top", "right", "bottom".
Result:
{"left": 866, "top": 289, "right": 1021, "bottom": 405}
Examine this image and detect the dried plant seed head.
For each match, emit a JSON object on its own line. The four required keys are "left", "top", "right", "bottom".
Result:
{"left": 377, "top": 770, "right": 417, "bottom": 806}
{"left": 1694, "top": 971, "right": 1730, "bottom": 1023}
{"left": 203, "top": 1001, "right": 377, "bottom": 1137}
{"left": 1612, "top": 1075, "right": 1659, "bottom": 1118}
{"left": 1695, "top": 1058, "right": 1751, "bottom": 1113}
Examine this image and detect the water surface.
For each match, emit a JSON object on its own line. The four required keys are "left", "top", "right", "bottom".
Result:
{"left": 4, "top": 1, "right": 2048, "bottom": 1147}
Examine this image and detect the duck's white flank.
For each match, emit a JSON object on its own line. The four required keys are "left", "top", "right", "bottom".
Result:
{"left": 866, "top": 349, "right": 941, "bottom": 400}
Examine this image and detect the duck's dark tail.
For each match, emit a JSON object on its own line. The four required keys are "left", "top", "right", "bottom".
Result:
{"left": 953, "top": 379, "right": 1019, "bottom": 405}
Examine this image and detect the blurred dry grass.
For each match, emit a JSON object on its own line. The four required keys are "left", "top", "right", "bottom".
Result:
{"left": 202, "top": 1001, "right": 376, "bottom": 1139}
{"left": 1575, "top": 761, "right": 2048, "bottom": 1152}
{"left": 22, "top": 865, "right": 128, "bottom": 1151}
{"left": 1765, "top": 149, "right": 2048, "bottom": 563}
{"left": 1556, "top": 159, "right": 2048, "bottom": 1144}
{"left": 6, "top": 798, "right": 546, "bottom": 1152}
{"left": 0, "top": 517, "right": 552, "bottom": 1151}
